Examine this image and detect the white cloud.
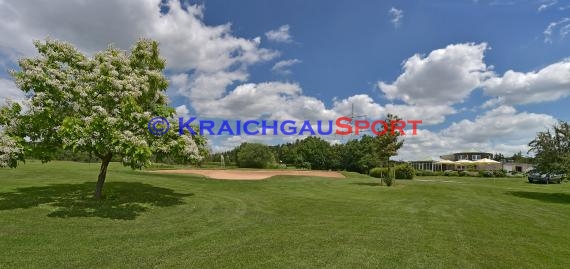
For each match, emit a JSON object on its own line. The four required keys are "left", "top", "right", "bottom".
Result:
{"left": 379, "top": 41, "right": 570, "bottom": 109}
{"left": 396, "top": 106, "right": 557, "bottom": 160}
{"left": 0, "top": 0, "right": 277, "bottom": 72}
{"left": 374, "top": 42, "right": 505, "bottom": 127}
{"left": 543, "top": 17, "right": 570, "bottom": 43}
{"left": 489, "top": 0, "right": 516, "bottom": 6}
{"left": 388, "top": 7, "right": 404, "bottom": 28}
{"left": 265, "top": 25, "right": 292, "bottom": 43}
{"left": 272, "top": 59, "right": 301, "bottom": 75}
{"left": 177, "top": 81, "right": 340, "bottom": 121}
{"left": 0, "top": 78, "right": 25, "bottom": 106}
{"left": 175, "top": 105, "right": 190, "bottom": 119}
{"left": 483, "top": 59, "right": 570, "bottom": 105}
{"left": 538, "top": 0, "right": 558, "bottom": 12}
{"left": 331, "top": 94, "right": 385, "bottom": 120}
{"left": 441, "top": 106, "right": 555, "bottom": 144}
{"left": 379, "top": 43, "right": 491, "bottom": 106}
{"left": 384, "top": 104, "right": 456, "bottom": 125}
{"left": 561, "top": 24, "right": 570, "bottom": 38}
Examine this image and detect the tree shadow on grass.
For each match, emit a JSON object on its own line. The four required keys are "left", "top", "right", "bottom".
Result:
{"left": 506, "top": 191, "right": 570, "bottom": 205}
{"left": 0, "top": 182, "right": 193, "bottom": 220}
{"left": 351, "top": 182, "right": 382, "bottom": 187}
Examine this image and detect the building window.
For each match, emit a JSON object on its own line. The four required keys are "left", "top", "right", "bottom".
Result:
{"left": 472, "top": 155, "right": 481, "bottom": 160}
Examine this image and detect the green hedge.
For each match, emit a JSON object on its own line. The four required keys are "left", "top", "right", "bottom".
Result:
{"left": 478, "top": 170, "right": 494, "bottom": 177}
{"left": 369, "top": 167, "right": 395, "bottom": 186}
{"left": 370, "top": 166, "right": 415, "bottom": 180}
{"left": 444, "top": 170, "right": 459, "bottom": 176}
{"left": 493, "top": 169, "right": 507, "bottom": 177}
{"left": 395, "top": 164, "right": 414, "bottom": 179}
{"left": 369, "top": 167, "right": 389, "bottom": 178}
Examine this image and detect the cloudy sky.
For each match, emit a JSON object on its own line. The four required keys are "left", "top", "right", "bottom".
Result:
{"left": 1, "top": 0, "right": 569, "bottom": 160}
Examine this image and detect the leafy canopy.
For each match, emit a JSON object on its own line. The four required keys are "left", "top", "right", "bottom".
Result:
{"left": 237, "top": 143, "right": 275, "bottom": 169}
{"left": 0, "top": 39, "right": 206, "bottom": 168}
{"left": 529, "top": 121, "right": 570, "bottom": 174}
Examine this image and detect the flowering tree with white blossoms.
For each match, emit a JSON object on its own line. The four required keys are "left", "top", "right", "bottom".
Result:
{"left": 0, "top": 39, "right": 207, "bottom": 199}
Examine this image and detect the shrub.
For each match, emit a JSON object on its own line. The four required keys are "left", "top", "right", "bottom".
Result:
{"left": 493, "top": 169, "right": 507, "bottom": 178}
{"left": 383, "top": 169, "right": 394, "bottom": 186}
{"left": 370, "top": 167, "right": 395, "bottom": 186}
{"left": 395, "top": 164, "right": 415, "bottom": 179}
{"left": 267, "top": 163, "right": 282, "bottom": 169}
{"left": 479, "top": 170, "right": 494, "bottom": 177}
{"left": 369, "top": 167, "right": 389, "bottom": 178}
{"left": 297, "top": 161, "right": 312, "bottom": 170}
{"left": 444, "top": 170, "right": 459, "bottom": 177}
{"left": 465, "top": 171, "right": 479, "bottom": 177}
{"left": 237, "top": 143, "right": 276, "bottom": 168}
{"left": 416, "top": 170, "right": 435, "bottom": 176}
{"left": 458, "top": 171, "right": 467, "bottom": 177}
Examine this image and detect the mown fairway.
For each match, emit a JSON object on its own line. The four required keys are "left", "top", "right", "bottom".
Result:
{"left": 1, "top": 161, "right": 569, "bottom": 268}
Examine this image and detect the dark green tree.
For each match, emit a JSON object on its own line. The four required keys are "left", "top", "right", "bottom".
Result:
{"left": 296, "top": 136, "right": 334, "bottom": 170}
{"left": 374, "top": 114, "right": 405, "bottom": 165}
{"left": 237, "top": 143, "right": 276, "bottom": 168}
{"left": 528, "top": 121, "right": 570, "bottom": 174}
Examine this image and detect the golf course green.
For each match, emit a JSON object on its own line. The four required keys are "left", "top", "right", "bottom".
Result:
{"left": 1, "top": 161, "right": 569, "bottom": 268}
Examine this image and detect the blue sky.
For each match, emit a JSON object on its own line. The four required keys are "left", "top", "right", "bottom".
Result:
{"left": 0, "top": 0, "right": 569, "bottom": 160}
{"left": 196, "top": 0, "right": 570, "bottom": 119}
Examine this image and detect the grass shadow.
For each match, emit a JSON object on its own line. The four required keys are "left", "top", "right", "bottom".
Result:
{"left": 507, "top": 191, "right": 570, "bottom": 204}
{"left": 0, "top": 182, "right": 193, "bottom": 220}
{"left": 351, "top": 182, "right": 382, "bottom": 187}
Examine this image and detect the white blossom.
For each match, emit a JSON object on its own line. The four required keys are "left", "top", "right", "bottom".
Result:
{"left": 0, "top": 134, "right": 23, "bottom": 167}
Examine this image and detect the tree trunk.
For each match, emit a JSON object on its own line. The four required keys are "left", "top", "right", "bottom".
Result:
{"left": 95, "top": 153, "right": 112, "bottom": 200}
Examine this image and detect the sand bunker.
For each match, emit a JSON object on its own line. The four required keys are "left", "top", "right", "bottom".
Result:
{"left": 151, "top": 169, "right": 345, "bottom": 180}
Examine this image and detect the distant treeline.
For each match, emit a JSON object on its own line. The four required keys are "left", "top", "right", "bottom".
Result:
{"left": 212, "top": 134, "right": 404, "bottom": 174}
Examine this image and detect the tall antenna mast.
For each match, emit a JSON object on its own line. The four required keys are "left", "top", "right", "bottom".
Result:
{"left": 337, "top": 103, "right": 368, "bottom": 142}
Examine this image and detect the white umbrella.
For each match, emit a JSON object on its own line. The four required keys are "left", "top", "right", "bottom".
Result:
{"left": 474, "top": 158, "right": 501, "bottom": 171}
{"left": 474, "top": 158, "right": 500, "bottom": 164}
{"left": 455, "top": 159, "right": 474, "bottom": 171}
{"left": 434, "top": 159, "right": 456, "bottom": 171}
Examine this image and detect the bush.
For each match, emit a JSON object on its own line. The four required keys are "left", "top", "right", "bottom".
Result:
{"left": 383, "top": 168, "right": 394, "bottom": 186}
{"left": 493, "top": 169, "right": 507, "bottom": 178}
{"left": 444, "top": 170, "right": 459, "bottom": 177}
{"left": 478, "top": 170, "right": 494, "bottom": 177}
{"left": 297, "top": 161, "right": 312, "bottom": 170}
{"left": 383, "top": 176, "right": 394, "bottom": 186}
{"left": 416, "top": 170, "right": 435, "bottom": 176}
{"left": 237, "top": 143, "right": 276, "bottom": 168}
{"left": 458, "top": 170, "right": 467, "bottom": 177}
{"left": 395, "top": 164, "right": 414, "bottom": 179}
{"left": 369, "top": 167, "right": 389, "bottom": 178}
{"left": 369, "top": 167, "right": 395, "bottom": 186}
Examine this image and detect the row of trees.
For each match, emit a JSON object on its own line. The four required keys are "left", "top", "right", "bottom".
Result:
{"left": 491, "top": 152, "right": 533, "bottom": 163}
{"left": 215, "top": 115, "right": 405, "bottom": 174}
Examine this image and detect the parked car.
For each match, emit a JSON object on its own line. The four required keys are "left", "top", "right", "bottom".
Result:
{"left": 528, "top": 170, "right": 563, "bottom": 184}
{"left": 547, "top": 174, "right": 564, "bottom": 184}
{"left": 527, "top": 170, "right": 542, "bottom": 183}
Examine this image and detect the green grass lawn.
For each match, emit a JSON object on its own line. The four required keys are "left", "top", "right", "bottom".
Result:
{"left": 1, "top": 161, "right": 569, "bottom": 268}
